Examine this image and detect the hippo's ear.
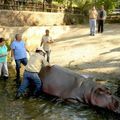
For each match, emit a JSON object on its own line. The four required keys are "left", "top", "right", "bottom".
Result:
{"left": 95, "top": 87, "right": 111, "bottom": 95}
{"left": 46, "top": 66, "right": 51, "bottom": 70}
{"left": 112, "top": 96, "right": 120, "bottom": 114}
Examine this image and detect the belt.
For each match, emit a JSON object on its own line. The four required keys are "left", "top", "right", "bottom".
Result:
{"left": 25, "top": 70, "right": 38, "bottom": 73}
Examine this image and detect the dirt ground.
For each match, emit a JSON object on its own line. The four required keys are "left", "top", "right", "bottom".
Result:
{"left": 51, "top": 24, "right": 120, "bottom": 80}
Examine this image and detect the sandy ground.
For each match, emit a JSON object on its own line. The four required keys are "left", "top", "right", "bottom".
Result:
{"left": 50, "top": 24, "right": 120, "bottom": 79}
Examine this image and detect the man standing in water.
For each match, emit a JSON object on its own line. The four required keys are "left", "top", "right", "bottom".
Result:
{"left": 11, "top": 34, "right": 28, "bottom": 86}
{"left": 98, "top": 5, "right": 106, "bottom": 33}
{"left": 15, "top": 47, "right": 50, "bottom": 99}
{"left": 40, "top": 29, "right": 54, "bottom": 63}
{"left": 89, "top": 6, "right": 98, "bottom": 36}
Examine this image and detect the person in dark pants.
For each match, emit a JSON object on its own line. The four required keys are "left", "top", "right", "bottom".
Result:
{"left": 11, "top": 34, "right": 28, "bottom": 85}
{"left": 40, "top": 29, "right": 54, "bottom": 63}
{"left": 15, "top": 47, "right": 50, "bottom": 99}
{"left": 98, "top": 5, "right": 106, "bottom": 33}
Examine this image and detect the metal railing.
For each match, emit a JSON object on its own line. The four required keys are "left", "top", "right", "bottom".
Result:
{"left": 0, "top": 1, "right": 81, "bottom": 14}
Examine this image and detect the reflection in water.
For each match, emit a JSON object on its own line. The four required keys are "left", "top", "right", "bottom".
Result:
{"left": 0, "top": 75, "right": 120, "bottom": 120}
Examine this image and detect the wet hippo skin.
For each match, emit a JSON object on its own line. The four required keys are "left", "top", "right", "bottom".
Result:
{"left": 39, "top": 65, "right": 120, "bottom": 114}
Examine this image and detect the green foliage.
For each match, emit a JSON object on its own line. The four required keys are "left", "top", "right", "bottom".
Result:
{"left": 95, "top": 0, "right": 117, "bottom": 13}
{"left": 53, "top": 0, "right": 118, "bottom": 14}
{"left": 2, "top": 0, "right": 118, "bottom": 15}
{"left": 54, "top": 0, "right": 64, "bottom": 3}
{"left": 5, "top": 40, "right": 11, "bottom": 51}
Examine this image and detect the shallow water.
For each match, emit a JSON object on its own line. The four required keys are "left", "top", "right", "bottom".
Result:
{"left": 0, "top": 73, "right": 120, "bottom": 120}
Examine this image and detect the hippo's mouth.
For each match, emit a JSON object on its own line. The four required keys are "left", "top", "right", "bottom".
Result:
{"left": 112, "top": 96, "right": 120, "bottom": 114}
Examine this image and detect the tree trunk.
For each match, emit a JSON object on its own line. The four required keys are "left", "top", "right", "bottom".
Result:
{"left": 46, "top": 0, "right": 52, "bottom": 12}
{"left": 69, "top": 0, "right": 72, "bottom": 8}
{"left": 43, "top": 0, "right": 45, "bottom": 11}
{"left": 68, "top": 0, "right": 72, "bottom": 13}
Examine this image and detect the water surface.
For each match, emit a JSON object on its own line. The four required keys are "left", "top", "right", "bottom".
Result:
{"left": 0, "top": 70, "right": 120, "bottom": 120}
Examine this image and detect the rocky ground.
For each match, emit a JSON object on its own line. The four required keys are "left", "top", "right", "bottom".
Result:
{"left": 51, "top": 24, "right": 120, "bottom": 80}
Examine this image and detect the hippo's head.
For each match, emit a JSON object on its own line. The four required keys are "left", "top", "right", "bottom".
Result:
{"left": 90, "top": 86, "right": 120, "bottom": 114}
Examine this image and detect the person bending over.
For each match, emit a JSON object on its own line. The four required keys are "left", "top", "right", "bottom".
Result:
{"left": 15, "top": 47, "right": 50, "bottom": 99}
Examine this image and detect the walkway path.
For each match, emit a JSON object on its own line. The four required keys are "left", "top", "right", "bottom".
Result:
{"left": 51, "top": 24, "right": 120, "bottom": 79}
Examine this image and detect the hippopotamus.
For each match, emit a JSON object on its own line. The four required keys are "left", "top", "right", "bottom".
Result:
{"left": 39, "top": 65, "right": 120, "bottom": 114}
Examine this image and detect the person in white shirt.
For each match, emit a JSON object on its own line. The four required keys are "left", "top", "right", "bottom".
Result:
{"left": 40, "top": 29, "right": 54, "bottom": 63}
{"left": 15, "top": 47, "right": 50, "bottom": 99}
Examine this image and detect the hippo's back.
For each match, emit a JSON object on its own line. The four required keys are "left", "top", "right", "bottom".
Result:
{"left": 39, "top": 65, "right": 85, "bottom": 98}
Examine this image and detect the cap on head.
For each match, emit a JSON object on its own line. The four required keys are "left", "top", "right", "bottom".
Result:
{"left": 0, "top": 38, "right": 5, "bottom": 43}
{"left": 36, "top": 47, "right": 46, "bottom": 54}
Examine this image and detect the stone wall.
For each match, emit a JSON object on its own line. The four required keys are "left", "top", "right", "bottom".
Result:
{"left": 106, "top": 14, "right": 120, "bottom": 23}
{"left": 0, "top": 10, "right": 83, "bottom": 26}
{"left": 0, "top": 10, "right": 84, "bottom": 51}
{"left": 0, "top": 25, "right": 72, "bottom": 51}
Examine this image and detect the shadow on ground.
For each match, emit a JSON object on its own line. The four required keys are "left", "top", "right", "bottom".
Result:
{"left": 101, "top": 47, "right": 120, "bottom": 55}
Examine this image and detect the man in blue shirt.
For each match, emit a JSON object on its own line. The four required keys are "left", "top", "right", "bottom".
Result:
{"left": 0, "top": 38, "right": 8, "bottom": 80}
{"left": 11, "top": 34, "right": 28, "bottom": 85}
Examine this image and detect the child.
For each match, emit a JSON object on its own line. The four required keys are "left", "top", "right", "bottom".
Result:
{"left": 0, "top": 38, "right": 8, "bottom": 80}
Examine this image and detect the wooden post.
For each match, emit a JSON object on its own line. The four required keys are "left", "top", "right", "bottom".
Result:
{"left": 43, "top": 0, "right": 45, "bottom": 11}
